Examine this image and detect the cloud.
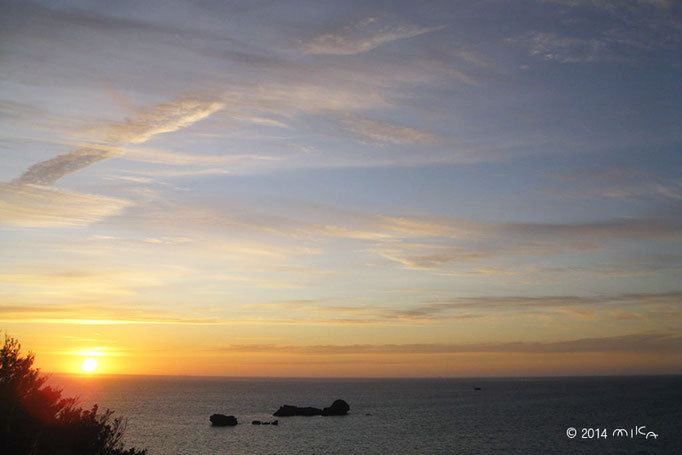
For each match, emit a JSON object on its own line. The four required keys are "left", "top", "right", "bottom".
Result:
{"left": 14, "top": 148, "right": 117, "bottom": 186}
{"left": 119, "top": 200, "right": 479, "bottom": 243}
{"left": 100, "top": 96, "right": 225, "bottom": 144}
{"left": 512, "top": 2, "right": 681, "bottom": 63}
{"left": 1, "top": 94, "right": 225, "bottom": 226}
{"left": 0, "top": 302, "right": 233, "bottom": 325}
{"left": 0, "top": 183, "right": 129, "bottom": 227}
{"left": 301, "top": 18, "right": 443, "bottom": 55}
{"left": 407, "top": 291, "right": 682, "bottom": 312}
{"left": 67, "top": 192, "right": 678, "bottom": 273}
{"left": 377, "top": 216, "right": 478, "bottom": 238}
{"left": 223, "top": 82, "right": 388, "bottom": 114}
{"left": 503, "top": 217, "right": 682, "bottom": 242}
{"left": 374, "top": 214, "right": 682, "bottom": 269}
{"left": 524, "top": 32, "right": 611, "bottom": 63}
{"left": 216, "top": 331, "right": 682, "bottom": 354}
{"left": 548, "top": 167, "right": 682, "bottom": 200}
{"left": 542, "top": 0, "right": 674, "bottom": 9}
{"left": 340, "top": 115, "right": 440, "bottom": 145}
{"left": 12, "top": 95, "right": 224, "bottom": 186}
{"left": 260, "top": 291, "right": 681, "bottom": 323}
{"left": 375, "top": 245, "right": 492, "bottom": 270}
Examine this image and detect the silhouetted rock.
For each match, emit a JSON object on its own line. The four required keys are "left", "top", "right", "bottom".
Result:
{"left": 253, "top": 419, "right": 279, "bottom": 425}
{"left": 321, "top": 399, "right": 350, "bottom": 416}
{"left": 273, "top": 405, "right": 322, "bottom": 417}
{"left": 273, "top": 400, "right": 350, "bottom": 417}
{"left": 210, "top": 414, "right": 238, "bottom": 426}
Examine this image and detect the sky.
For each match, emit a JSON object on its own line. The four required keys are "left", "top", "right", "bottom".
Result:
{"left": 1, "top": 0, "right": 681, "bottom": 377}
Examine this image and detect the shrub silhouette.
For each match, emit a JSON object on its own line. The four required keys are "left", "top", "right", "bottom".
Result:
{"left": 0, "top": 335, "right": 146, "bottom": 455}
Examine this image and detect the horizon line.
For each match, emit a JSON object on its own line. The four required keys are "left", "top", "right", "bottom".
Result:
{"left": 47, "top": 372, "right": 682, "bottom": 380}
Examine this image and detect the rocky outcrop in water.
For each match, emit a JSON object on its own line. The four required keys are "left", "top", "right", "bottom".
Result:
{"left": 321, "top": 399, "right": 350, "bottom": 416}
{"left": 273, "top": 405, "right": 322, "bottom": 417}
{"left": 210, "top": 414, "right": 238, "bottom": 426}
{"left": 273, "top": 399, "right": 349, "bottom": 417}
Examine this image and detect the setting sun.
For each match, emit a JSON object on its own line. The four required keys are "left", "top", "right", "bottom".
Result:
{"left": 81, "top": 357, "right": 98, "bottom": 373}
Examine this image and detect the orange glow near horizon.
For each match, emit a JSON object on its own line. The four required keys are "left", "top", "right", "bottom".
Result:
{"left": 3, "top": 320, "right": 681, "bottom": 378}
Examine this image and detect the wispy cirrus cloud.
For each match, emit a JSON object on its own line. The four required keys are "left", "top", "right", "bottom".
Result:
{"left": 95, "top": 96, "right": 225, "bottom": 145}
{"left": 4, "top": 290, "right": 678, "bottom": 326}
{"left": 512, "top": 0, "right": 681, "bottom": 64}
{"left": 301, "top": 17, "right": 443, "bottom": 55}
{"left": 223, "top": 81, "right": 389, "bottom": 114}
{"left": 14, "top": 95, "right": 224, "bottom": 186}
{"left": 0, "top": 303, "right": 232, "bottom": 325}
{"left": 0, "top": 183, "right": 129, "bottom": 227}
{"left": 542, "top": 0, "right": 675, "bottom": 9}
{"left": 340, "top": 115, "right": 440, "bottom": 145}
{"left": 401, "top": 291, "right": 682, "bottom": 316}
{"left": 13, "top": 148, "right": 118, "bottom": 186}
{"left": 1, "top": 94, "right": 225, "bottom": 227}
{"left": 258, "top": 291, "right": 681, "bottom": 324}
{"left": 523, "top": 32, "right": 613, "bottom": 63}
{"left": 373, "top": 214, "right": 682, "bottom": 270}
{"left": 547, "top": 166, "right": 682, "bottom": 200}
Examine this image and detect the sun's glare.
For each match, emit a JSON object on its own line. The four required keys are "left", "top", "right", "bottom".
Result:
{"left": 81, "top": 357, "right": 98, "bottom": 373}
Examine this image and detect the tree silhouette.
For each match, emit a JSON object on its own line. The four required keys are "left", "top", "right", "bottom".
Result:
{"left": 0, "top": 335, "right": 146, "bottom": 455}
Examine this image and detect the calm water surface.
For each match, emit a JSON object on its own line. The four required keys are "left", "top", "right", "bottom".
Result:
{"left": 49, "top": 375, "right": 682, "bottom": 454}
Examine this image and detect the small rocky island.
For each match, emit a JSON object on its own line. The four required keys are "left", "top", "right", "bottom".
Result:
{"left": 273, "top": 399, "right": 350, "bottom": 417}
{"left": 252, "top": 420, "right": 278, "bottom": 425}
{"left": 210, "top": 399, "right": 349, "bottom": 425}
{"left": 210, "top": 414, "right": 238, "bottom": 426}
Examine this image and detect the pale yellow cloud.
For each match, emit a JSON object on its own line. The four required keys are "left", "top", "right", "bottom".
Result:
{"left": 125, "top": 147, "right": 279, "bottom": 166}
{"left": 341, "top": 115, "right": 440, "bottom": 145}
{"left": 377, "top": 216, "right": 478, "bottom": 238}
{"left": 99, "top": 96, "right": 225, "bottom": 144}
{"left": 0, "top": 183, "right": 129, "bottom": 227}
{"left": 224, "top": 82, "right": 388, "bottom": 113}
{"left": 0, "top": 265, "right": 165, "bottom": 300}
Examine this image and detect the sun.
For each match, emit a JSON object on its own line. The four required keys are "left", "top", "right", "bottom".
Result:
{"left": 81, "top": 357, "right": 98, "bottom": 373}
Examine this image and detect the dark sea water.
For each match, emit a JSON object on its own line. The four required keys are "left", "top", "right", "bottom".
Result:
{"left": 49, "top": 375, "right": 682, "bottom": 454}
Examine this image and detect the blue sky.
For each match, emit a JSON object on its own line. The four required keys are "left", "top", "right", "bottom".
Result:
{"left": 1, "top": 0, "right": 681, "bottom": 376}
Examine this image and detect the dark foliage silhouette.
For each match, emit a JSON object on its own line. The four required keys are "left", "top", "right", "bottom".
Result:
{"left": 0, "top": 335, "right": 146, "bottom": 455}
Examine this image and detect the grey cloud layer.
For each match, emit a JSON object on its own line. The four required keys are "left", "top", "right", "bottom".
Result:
{"left": 219, "top": 331, "right": 682, "bottom": 354}
{"left": 373, "top": 214, "right": 682, "bottom": 270}
{"left": 15, "top": 149, "right": 116, "bottom": 186}
{"left": 269, "top": 291, "right": 682, "bottom": 323}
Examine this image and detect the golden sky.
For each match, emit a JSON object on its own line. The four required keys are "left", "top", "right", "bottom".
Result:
{"left": 1, "top": 0, "right": 681, "bottom": 377}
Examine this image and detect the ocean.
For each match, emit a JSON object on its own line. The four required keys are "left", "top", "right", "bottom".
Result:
{"left": 49, "top": 375, "right": 682, "bottom": 454}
